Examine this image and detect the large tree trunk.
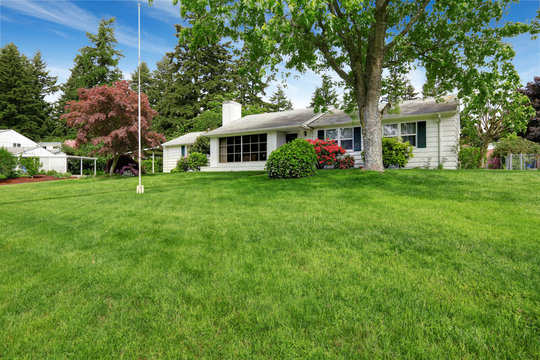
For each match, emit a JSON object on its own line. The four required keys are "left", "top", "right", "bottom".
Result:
{"left": 359, "top": 0, "right": 387, "bottom": 172}
{"left": 479, "top": 140, "right": 490, "bottom": 169}
{"left": 109, "top": 154, "right": 119, "bottom": 175}
{"left": 361, "top": 90, "right": 385, "bottom": 171}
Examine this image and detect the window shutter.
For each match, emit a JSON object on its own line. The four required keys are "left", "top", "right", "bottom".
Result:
{"left": 354, "top": 127, "right": 362, "bottom": 151}
{"left": 181, "top": 145, "right": 185, "bottom": 157}
{"left": 317, "top": 129, "right": 325, "bottom": 140}
{"left": 417, "top": 121, "right": 426, "bottom": 148}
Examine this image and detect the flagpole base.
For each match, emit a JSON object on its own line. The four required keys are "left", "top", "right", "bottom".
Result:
{"left": 136, "top": 185, "right": 144, "bottom": 194}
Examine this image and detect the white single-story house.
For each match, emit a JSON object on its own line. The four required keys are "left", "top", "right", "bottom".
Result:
{"left": 162, "top": 131, "right": 207, "bottom": 172}
{"left": 201, "top": 96, "right": 460, "bottom": 171}
{"left": 0, "top": 129, "right": 97, "bottom": 175}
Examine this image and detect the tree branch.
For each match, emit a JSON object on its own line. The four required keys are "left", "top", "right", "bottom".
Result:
{"left": 384, "top": 0, "right": 430, "bottom": 52}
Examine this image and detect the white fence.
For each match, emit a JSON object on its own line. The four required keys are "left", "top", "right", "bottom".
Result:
{"left": 505, "top": 154, "right": 540, "bottom": 170}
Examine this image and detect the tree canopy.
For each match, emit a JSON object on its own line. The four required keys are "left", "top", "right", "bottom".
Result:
{"left": 169, "top": 0, "right": 539, "bottom": 170}
{"left": 518, "top": 76, "right": 540, "bottom": 143}
{"left": 0, "top": 43, "right": 58, "bottom": 140}
{"left": 60, "top": 18, "right": 123, "bottom": 106}
{"left": 61, "top": 81, "right": 164, "bottom": 174}
{"left": 461, "top": 63, "right": 534, "bottom": 167}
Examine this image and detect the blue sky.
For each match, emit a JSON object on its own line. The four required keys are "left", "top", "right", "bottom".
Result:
{"left": 1, "top": 0, "right": 539, "bottom": 108}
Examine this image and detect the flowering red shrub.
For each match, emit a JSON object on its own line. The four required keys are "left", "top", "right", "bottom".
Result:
{"left": 307, "top": 139, "right": 346, "bottom": 168}
{"left": 336, "top": 155, "right": 355, "bottom": 169}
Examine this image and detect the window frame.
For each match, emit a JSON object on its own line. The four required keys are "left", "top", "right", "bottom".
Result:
{"left": 383, "top": 122, "right": 418, "bottom": 148}
{"left": 323, "top": 127, "right": 358, "bottom": 151}
{"left": 219, "top": 134, "right": 268, "bottom": 163}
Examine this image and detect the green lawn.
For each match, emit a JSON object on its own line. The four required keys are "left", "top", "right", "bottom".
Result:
{"left": 1, "top": 170, "right": 539, "bottom": 359}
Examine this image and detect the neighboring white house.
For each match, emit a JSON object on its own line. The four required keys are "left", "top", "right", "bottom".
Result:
{"left": 162, "top": 131, "right": 207, "bottom": 173}
{"left": 201, "top": 96, "right": 460, "bottom": 171}
{"left": 0, "top": 129, "right": 38, "bottom": 153}
{"left": 1, "top": 129, "right": 97, "bottom": 175}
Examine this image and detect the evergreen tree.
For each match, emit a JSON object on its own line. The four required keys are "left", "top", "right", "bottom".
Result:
{"left": 129, "top": 61, "right": 153, "bottom": 96}
{"left": 381, "top": 69, "right": 418, "bottom": 104}
{"left": 269, "top": 86, "right": 293, "bottom": 111}
{"left": 60, "top": 18, "right": 123, "bottom": 107}
{"left": 309, "top": 74, "right": 338, "bottom": 111}
{"left": 30, "top": 51, "right": 60, "bottom": 138}
{"left": 404, "top": 84, "right": 419, "bottom": 101}
{"left": 0, "top": 43, "right": 54, "bottom": 140}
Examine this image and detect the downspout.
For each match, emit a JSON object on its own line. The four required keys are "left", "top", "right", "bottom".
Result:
{"left": 437, "top": 114, "right": 442, "bottom": 167}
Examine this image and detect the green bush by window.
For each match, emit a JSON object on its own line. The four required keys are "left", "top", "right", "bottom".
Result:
{"left": 266, "top": 139, "right": 317, "bottom": 179}
{"left": 458, "top": 147, "right": 484, "bottom": 169}
{"left": 173, "top": 157, "right": 190, "bottom": 172}
{"left": 382, "top": 137, "right": 414, "bottom": 168}
{"left": 0, "top": 148, "right": 17, "bottom": 178}
{"left": 187, "top": 152, "right": 208, "bottom": 171}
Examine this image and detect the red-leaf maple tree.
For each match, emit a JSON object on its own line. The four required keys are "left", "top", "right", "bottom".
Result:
{"left": 62, "top": 81, "right": 165, "bottom": 174}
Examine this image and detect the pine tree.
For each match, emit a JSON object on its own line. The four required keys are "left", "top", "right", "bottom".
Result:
{"left": 309, "top": 74, "right": 338, "bottom": 111}
{"left": 129, "top": 61, "right": 153, "bottom": 96}
{"left": 269, "top": 86, "right": 293, "bottom": 111}
{"left": 30, "top": 51, "right": 60, "bottom": 138}
{"left": 60, "top": 18, "right": 123, "bottom": 107}
{"left": 0, "top": 43, "right": 51, "bottom": 140}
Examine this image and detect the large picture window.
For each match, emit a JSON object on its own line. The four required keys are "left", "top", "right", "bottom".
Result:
{"left": 383, "top": 122, "right": 417, "bottom": 147}
{"left": 219, "top": 134, "right": 267, "bottom": 163}
{"left": 323, "top": 128, "right": 355, "bottom": 150}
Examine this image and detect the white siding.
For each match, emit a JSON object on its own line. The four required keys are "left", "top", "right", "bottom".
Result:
{"left": 163, "top": 146, "right": 183, "bottom": 173}
{"left": 0, "top": 130, "right": 38, "bottom": 152}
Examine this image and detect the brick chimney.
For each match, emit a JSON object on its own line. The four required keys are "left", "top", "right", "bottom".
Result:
{"left": 222, "top": 101, "right": 242, "bottom": 126}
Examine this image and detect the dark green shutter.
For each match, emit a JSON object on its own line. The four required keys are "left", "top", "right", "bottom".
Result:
{"left": 317, "top": 130, "right": 324, "bottom": 140}
{"left": 181, "top": 145, "right": 185, "bottom": 156}
{"left": 417, "top": 121, "right": 426, "bottom": 148}
{"left": 354, "top": 127, "right": 362, "bottom": 151}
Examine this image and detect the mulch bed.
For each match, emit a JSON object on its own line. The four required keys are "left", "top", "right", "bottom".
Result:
{"left": 0, "top": 175, "right": 75, "bottom": 186}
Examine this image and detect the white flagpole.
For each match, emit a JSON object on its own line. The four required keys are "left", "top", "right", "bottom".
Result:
{"left": 136, "top": 3, "right": 144, "bottom": 194}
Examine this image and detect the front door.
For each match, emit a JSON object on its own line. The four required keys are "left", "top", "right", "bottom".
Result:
{"left": 285, "top": 133, "right": 298, "bottom": 143}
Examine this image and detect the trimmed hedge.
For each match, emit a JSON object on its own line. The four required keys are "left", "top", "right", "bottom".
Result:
{"left": 266, "top": 139, "right": 317, "bottom": 179}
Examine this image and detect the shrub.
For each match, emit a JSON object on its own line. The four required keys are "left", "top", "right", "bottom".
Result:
{"left": 306, "top": 139, "right": 346, "bottom": 168}
{"left": 458, "top": 146, "right": 484, "bottom": 169}
{"left": 0, "top": 148, "right": 17, "bottom": 178}
{"left": 191, "top": 136, "right": 210, "bottom": 155}
{"left": 187, "top": 152, "right": 208, "bottom": 171}
{"left": 492, "top": 134, "right": 540, "bottom": 165}
{"left": 174, "top": 157, "right": 189, "bottom": 172}
{"left": 19, "top": 156, "right": 42, "bottom": 178}
{"left": 382, "top": 137, "right": 414, "bottom": 168}
{"left": 46, "top": 169, "right": 59, "bottom": 177}
{"left": 266, "top": 139, "right": 317, "bottom": 179}
{"left": 116, "top": 164, "right": 139, "bottom": 176}
{"left": 141, "top": 158, "right": 163, "bottom": 173}
{"left": 336, "top": 155, "right": 355, "bottom": 169}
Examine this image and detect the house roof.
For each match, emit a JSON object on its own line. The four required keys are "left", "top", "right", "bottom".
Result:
{"left": 206, "top": 108, "right": 324, "bottom": 136}
{"left": 206, "top": 95, "right": 458, "bottom": 136}
{"left": 162, "top": 131, "right": 207, "bottom": 147}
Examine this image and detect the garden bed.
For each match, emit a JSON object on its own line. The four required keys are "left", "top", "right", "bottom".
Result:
{"left": 0, "top": 175, "right": 74, "bottom": 186}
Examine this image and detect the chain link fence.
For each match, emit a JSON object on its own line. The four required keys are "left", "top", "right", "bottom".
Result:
{"left": 505, "top": 154, "right": 540, "bottom": 170}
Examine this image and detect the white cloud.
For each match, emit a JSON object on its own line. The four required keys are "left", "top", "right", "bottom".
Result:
{"left": 1, "top": 0, "right": 169, "bottom": 54}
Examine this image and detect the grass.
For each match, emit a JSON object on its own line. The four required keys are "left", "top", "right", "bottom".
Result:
{"left": 0, "top": 169, "right": 539, "bottom": 359}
